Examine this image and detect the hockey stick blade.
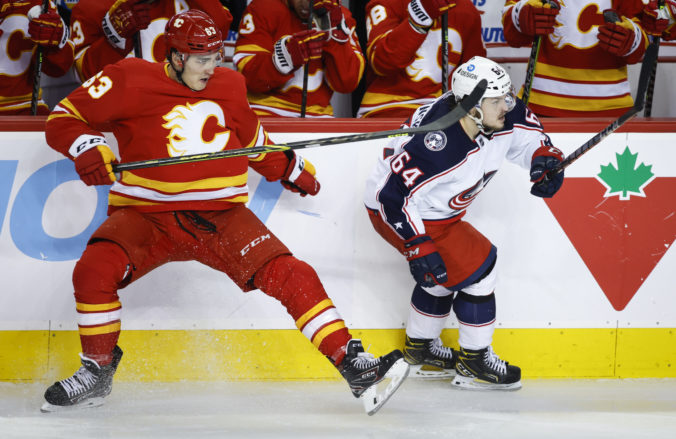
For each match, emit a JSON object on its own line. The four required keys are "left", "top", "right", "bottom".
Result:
{"left": 112, "top": 80, "right": 487, "bottom": 173}
{"left": 361, "top": 358, "right": 409, "bottom": 416}
{"left": 553, "top": 39, "right": 659, "bottom": 173}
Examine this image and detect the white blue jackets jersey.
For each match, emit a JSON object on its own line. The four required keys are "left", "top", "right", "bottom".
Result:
{"left": 364, "top": 95, "right": 553, "bottom": 241}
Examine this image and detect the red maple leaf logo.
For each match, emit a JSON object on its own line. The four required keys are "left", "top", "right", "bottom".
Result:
{"left": 545, "top": 147, "right": 676, "bottom": 310}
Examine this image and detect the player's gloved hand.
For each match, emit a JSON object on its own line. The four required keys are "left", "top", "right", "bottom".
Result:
{"left": 70, "top": 136, "right": 118, "bottom": 186}
{"left": 27, "top": 6, "right": 69, "bottom": 50}
{"left": 530, "top": 145, "right": 564, "bottom": 198}
{"left": 515, "top": 0, "right": 560, "bottom": 37}
{"left": 103, "top": 0, "right": 152, "bottom": 50}
{"left": 408, "top": 0, "right": 455, "bottom": 31}
{"left": 313, "top": 0, "right": 350, "bottom": 43}
{"left": 597, "top": 12, "right": 643, "bottom": 57}
{"left": 281, "top": 152, "right": 320, "bottom": 196}
{"left": 1, "top": 0, "right": 30, "bottom": 20}
{"left": 640, "top": 1, "right": 671, "bottom": 36}
{"left": 403, "top": 235, "right": 447, "bottom": 288}
{"left": 272, "top": 29, "right": 326, "bottom": 75}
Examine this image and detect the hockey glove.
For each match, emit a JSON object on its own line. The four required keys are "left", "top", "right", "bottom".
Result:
{"left": 529, "top": 145, "right": 564, "bottom": 198}
{"left": 281, "top": 152, "right": 320, "bottom": 197}
{"left": 514, "top": 0, "right": 559, "bottom": 37}
{"left": 403, "top": 235, "right": 447, "bottom": 288}
{"left": 70, "top": 136, "right": 118, "bottom": 186}
{"left": 27, "top": 6, "right": 69, "bottom": 50}
{"left": 597, "top": 14, "right": 643, "bottom": 57}
{"left": 272, "top": 29, "right": 326, "bottom": 75}
{"left": 1, "top": 1, "right": 30, "bottom": 20}
{"left": 640, "top": 1, "right": 671, "bottom": 36}
{"left": 313, "top": 0, "right": 350, "bottom": 43}
{"left": 408, "top": 0, "right": 455, "bottom": 31}
{"left": 102, "top": 0, "right": 152, "bottom": 50}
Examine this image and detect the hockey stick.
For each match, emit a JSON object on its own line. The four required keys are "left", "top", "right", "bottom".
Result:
{"left": 644, "top": 0, "right": 665, "bottom": 117}
{"left": 521, "top": 0, "right": 559, "bottom": 106}
{"left": 112, "top": 79, "right": 487, "bottom": 172}
{"left": 441, "top": 12, "right": 448, "bottom": 94}
{"left": 30, "top": 0, "right": 49, "bottom": 115}
{"left": 133, "top": 33, "right": 142, "bottom": 58}
{"left": 552, "top": 35, "right": 659, "bottom": 173}
{"left": 300, "top": 4, "right": 314, "bottom": 118}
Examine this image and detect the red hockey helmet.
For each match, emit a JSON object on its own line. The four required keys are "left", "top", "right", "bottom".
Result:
{"left": 164, "top": 9, "right": 223, "bottom": 58}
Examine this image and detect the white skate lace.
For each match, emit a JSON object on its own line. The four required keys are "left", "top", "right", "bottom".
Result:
{"left": 352, "top": 352, "right": 380, "bottom": 369}
{"left": 484, "top": 346, "right": 507, "bottom": 375}
{"left": 59, "top": 366, "right": 98, "bottom": 397}
{"left": 428, "top": 338, "right": 454, "bottom": 360}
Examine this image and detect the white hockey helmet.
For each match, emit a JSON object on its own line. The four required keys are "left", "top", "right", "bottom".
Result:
{"left": 452, "top": 56, "right": 514, "bottom": 107}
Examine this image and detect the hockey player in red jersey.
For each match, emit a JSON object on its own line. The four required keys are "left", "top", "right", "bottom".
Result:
{"left": 640, "top": 0, "right": 676, "bottom": 40}
{"left": 357, "top": 0, "right": 485, "bottom": 119}
{"left": 502, "top": 0, "right": 651, "bottom": 117}
{"left": 0, "top": 0, "right": 73, "bottom": 114}
{"left": 41, "top": 9, "right": 408, "bottom": 415}
{"left": 69, "top": 0, "right": 232, "bottom": 82}
{"left": 233, "top": 0, "right": 364, "bottom": 117}
{"left": 365, "top": 56, "right": 564, "bottom": 388}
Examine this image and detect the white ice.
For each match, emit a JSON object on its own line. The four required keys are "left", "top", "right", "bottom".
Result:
{"left": 2, "top": 379, "right": 676, "bottom": 439}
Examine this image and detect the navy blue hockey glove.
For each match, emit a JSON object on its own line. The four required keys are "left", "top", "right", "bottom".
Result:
{"left": 530, "top": 145, "right": 564, "bottom": 198}
{"left": 403, "top": 235, "right": 447, "bottom": 287}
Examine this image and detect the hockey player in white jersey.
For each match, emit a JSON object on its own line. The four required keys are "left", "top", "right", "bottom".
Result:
{"left": 364, "top": 56, "right": 564, "bottom": 389}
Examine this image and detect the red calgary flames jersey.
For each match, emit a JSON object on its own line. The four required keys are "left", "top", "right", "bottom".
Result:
{"left": 358, "top": 0, "right": 485, "bottom": 118}
{"left": 70, "top": 0, "right": 232, "bottom": 81}
{"left": 233, "top": 0, "right": 364, "bottom": 117}
{"left": 503, "top": 0, "right": 648, "bottom": 117}
{"left": 46, "top": 58, "right": 288, "bottom": 213}
{"left": 0, "top": 0, "right": 74, "bottom": 115}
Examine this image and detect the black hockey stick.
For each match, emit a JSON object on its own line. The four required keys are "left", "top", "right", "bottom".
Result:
{"left": 441, "top": 12, "right": 448, "bottom": 93}
{"left": 521, "top": 0, "right": 559, "bottom": 106}
{"left": 300, "top": 3, "right": 314, "bottom": 118}
{"left": 552, "top": 35, "right": 659, "bottom": 173}
{"left": 30, "top": 0, "right": 49, "bottom": 115}
{"left": 133, "top": 33, "right": 142, "bottom": 58}
{"left": 112, "top": 79, "right": 487, "bottom": 172}
{"left": 644, "top": 0, "right": 664, "bottom": 117}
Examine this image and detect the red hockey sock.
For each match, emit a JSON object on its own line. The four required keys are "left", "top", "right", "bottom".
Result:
{"left": 72, "top": 241, "right": 130, "bottom": 366}
{"left": 254, "top": 255, "right": 351, "bottom": 364}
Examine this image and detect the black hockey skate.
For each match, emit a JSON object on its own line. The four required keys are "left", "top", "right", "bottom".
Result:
{"left": 41, "top": 345, "right": 123, "bottom": 412}
{"left": 403, "top": 336, "right": 456, "bottom": 378}
{"left": 338, "top": 339, "right": 409, "bottom": 415}
{"left": 452, "top": 346, "right": 521, "bottom": 391}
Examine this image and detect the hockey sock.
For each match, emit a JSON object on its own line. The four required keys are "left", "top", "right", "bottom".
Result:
{"left": 72, "top": 240, "right": 130, "bottom": 366}
{"left": 407, "top": 284, "right": 453, "bottom": 339}
{"left": 453, "top": 291, "right": 496, "bottom": 349}
{"left": 254, "top": 255, "right": 351, "bottom": 365}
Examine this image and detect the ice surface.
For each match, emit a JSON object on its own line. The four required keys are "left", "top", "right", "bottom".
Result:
{"left": 1, "top": 379, "right": 675, "bottom": 439}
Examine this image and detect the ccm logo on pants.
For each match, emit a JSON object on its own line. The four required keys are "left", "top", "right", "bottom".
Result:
{"left": 241, "top": 234, "right": 271, "bottom": 256}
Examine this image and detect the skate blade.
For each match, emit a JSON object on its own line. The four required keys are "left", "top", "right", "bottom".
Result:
{"left": 450, "top": 374, "right": 522, "bottom": 391}
{"left": 360, "top": 358, "right": 410, "bottom": 416}
{"left": 40, "top": 397, "right": 105, "bottom": 413}
{"left": 409, "top": 364, "right": 456, "bottom": 379}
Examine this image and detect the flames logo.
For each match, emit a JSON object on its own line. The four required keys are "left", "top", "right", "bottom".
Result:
{"left": 162, "top": 101, "right": 230, "bottom": 157}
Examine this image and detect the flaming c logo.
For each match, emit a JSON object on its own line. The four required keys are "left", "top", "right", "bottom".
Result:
{"left": 162, "top": 101, "right": 230, "bottom": 156}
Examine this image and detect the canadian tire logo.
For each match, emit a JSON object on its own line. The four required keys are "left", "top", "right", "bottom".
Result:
{"left": 545, "top": 147, "right": 676, "bottom": 310}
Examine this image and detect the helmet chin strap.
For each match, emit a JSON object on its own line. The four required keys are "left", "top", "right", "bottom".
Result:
{"left": 170, "top": 52, "right": 199, "bottom": 92}
{"left": 468, "top": 106, "right": 492, "bottom": 135}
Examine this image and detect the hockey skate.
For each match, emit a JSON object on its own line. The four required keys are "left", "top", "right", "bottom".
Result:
{"left": 403, "top": 336, "right": 456, "bottom": 378}
{"left": 452, "top": 346, "right": 521, "bottom": 391}
{"left": 41, "top": 345, "right": 123, "bottom": 412}
{"left": 338, "top": 339, "right": 409, "bottom": 416}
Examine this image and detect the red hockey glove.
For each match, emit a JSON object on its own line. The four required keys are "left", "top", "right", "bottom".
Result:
{"left": 597, "top": 14, "right": 642, "bottom": 57}
{"left": 272, "top": 29, "right": 326, "bottom": 75}
{"left": 403, "top": 235, "right": 447, "bottom": 287}
{"left": 313, "top": 0, "right": 350, "bottom": 43}
{"left": 103, "top": 0, "right": 152, "bottom": 50}
{"left": 530, "top": 145, "right": 564, "bottom": 198}
{"left": 515, "top": 0, "right": 560, "bottom": 37}
{"left": 408, "top": 0, "right": 455, "bottom": 30}
{"left": 1, "top": 0, "right": 30, "bottom": 20}
{"left": 27, "top": 7, "right": 69, "bottom": 50}
{"left": 281, "top": 153, "right": 320, "bottom": 197}
{"left": 640, "top": 1, "right": 671, "bottom": 36}
{"left": 71, "top": 136, "right": 118, "bottom": 186}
